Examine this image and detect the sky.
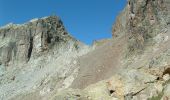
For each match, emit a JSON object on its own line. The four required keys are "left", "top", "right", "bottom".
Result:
{"left": 0, "top": 0, "right": 127, "bottom": 44}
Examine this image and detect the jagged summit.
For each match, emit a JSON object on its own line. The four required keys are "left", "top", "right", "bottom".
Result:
{"left": 0, "top": 0, "right": 170, "bottom": 100}
{"left": 113, "top": 0, "right": 169, "bottom": 53}
{"left": 0, "top": 16, "right": 91, "bottom": 100}
{"left": 0, "top": 16, "right": 81, "bottom": 66}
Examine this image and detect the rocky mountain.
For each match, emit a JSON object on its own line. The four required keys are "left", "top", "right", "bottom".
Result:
{"left": 0, "top": 0, "right": 170, "bottom": 100}
{"left": 0, "top": 16, "right": 92, "bottom": 100}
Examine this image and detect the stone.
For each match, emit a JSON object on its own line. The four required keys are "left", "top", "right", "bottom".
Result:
{"left": 163, "top": 74, "right": 170, "bottom": 81}
{"left": 0, "top": 16, "right": 71, "bottom": 67}
{"left": 0, "top": 0, "right": 169, "bottom": 100}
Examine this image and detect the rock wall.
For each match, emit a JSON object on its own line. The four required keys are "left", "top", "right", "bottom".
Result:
{"left": 112, "top": 0, "right": 169, "bottom": 52}
{"left": 0, "top": 0, "right": 169, "bottom": 100}
{"left": 0, "top": 16, "right": 92, "bottom": 100}
{"left": 0, "top": 16, "right": 71, "bottom": 66}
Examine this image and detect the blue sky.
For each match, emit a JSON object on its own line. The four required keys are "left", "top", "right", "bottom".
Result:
{"left": 0, "top": 0, "right": 127, "bottom": 44}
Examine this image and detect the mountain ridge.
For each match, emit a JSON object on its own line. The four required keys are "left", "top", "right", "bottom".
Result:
{"left": 0, "top": 0, "right": 170, "bottom": 100}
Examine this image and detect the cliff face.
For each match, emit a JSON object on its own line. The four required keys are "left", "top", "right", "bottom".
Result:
{"left": 0, "top": 16, "right": 91, "bottom": 100}
{"left": 0, "top": 16, "right": 72, "bottom": 66}
{"left": 127, "top": 0, "right": 169, "bottom": 52}
{"left": 113, "top": 0, "right": 169, "bottom": 52}
{"left": 55, "top": 0, "right": 170, "bottom": 100}
{"left": 0, "top": 0, "right": 170, "bottom": 100}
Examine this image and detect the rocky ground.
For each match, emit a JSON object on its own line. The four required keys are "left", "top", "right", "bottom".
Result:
{"left": 0, "top": 0, "right": 170, "bottom": 100}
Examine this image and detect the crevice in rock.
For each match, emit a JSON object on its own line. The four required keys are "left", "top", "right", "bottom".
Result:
{"left": 27, "top": 37, "right": 33, "bottom": 61}
{"left": 47, "top": 31, "right": 52, "bottom": 44}
{"left": 156, "top": 77, "right": 161, "bottom": 80}
{"left": 124, "top": 87, "right": 147, "bottom": 100}
{"left": 132, "top": 87, "right": 147, "bottom": 96}
{"left": 146, "top": 0, "right": 151, "bottom": 7}
{"left": 109, "top": 90, "right": 115, "bottom": 95}
{"left": 163, "top": 67, "right": 170, "bottom": 76}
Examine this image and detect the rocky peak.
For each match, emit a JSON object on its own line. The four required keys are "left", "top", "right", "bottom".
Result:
{"left": 0, "top": 1, "right": 170, "bottom": 100}
{"left": 112, "top": 0, "right": 169, "bottom": 52}
{"left": 0, "top": 16, "right": 74, "bottom": 66}
{"left": 0, "top": 16, "right": 92, "bottom": 100}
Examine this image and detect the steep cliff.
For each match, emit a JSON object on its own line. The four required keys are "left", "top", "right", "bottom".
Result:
{"left": 0, "top": 16, "right": 75, "bottom": 66}
{"left": 51, "top": 0, "right": 170, "bottom": 100}
{"left": 113, "top": 0, "right": 169, "bottom": 53}
{"left": 0, "top": 0, "right": 170, "bottom": 100}
{"left": 0, "top": 16, "right": 91, "bottom": 100}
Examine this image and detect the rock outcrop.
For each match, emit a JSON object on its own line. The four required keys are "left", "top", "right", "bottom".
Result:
{"left": 113, "top": 0, "right": 169, "bottom": 53}
{"left": 0, "top": 16, "right": 91, "bottom": 100}
{"left": 0, "top": 16, "right": 72, "bottom": 66}
{"left": 0, "top": 0, "right": 170, "bottom": 100}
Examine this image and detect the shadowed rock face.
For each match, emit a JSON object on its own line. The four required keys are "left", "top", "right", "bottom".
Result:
{"left": 0, "top": 16, "right": 70, "bottom": 66}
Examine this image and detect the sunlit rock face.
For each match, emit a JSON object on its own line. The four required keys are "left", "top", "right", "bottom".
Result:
{"left": 0, "top": 16, "right": 91, "bottom": 100}
{"left": 0, "top": 16, "right": 71, "bottom": 66}
{"left": 112, "top": 0, "right": 169, "bottom": 52}
{"left": 0, "top": 0, "right": 170, "bottom": 100}
{"left": 126, "top": 0, "right": 168, "bottom": 51}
